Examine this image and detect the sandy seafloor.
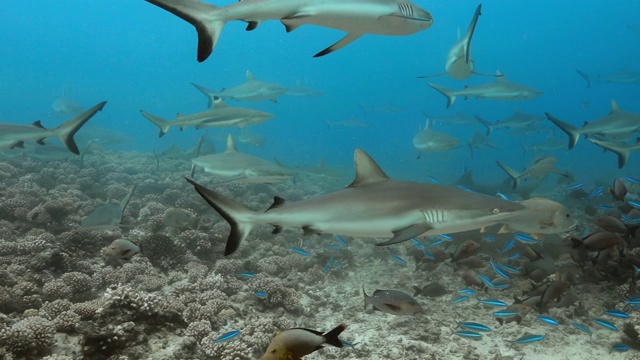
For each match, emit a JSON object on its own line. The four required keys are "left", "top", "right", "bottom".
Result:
{"left": 0, "top": 148, "right": 638, "bottom": 360}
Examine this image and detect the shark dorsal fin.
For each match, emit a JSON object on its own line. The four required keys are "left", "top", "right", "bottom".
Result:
{"left": 246, "top": 70, "right": 255, "bottom": 81}
{"left": 424, "top": 118, "right": 431, "bottom": 131}
{"left": 213, "top": 97, "right": 228, "bottom": 108}
{"left": 611, "top": 99, "right": 620, "bottom": 112}
{"left": 225, "top": 134, "right": 238, "bottom": 153}
{"left": 495, "top": 70, "right": 506, "bottom": 81}
{"left": 348, "top": 149, "right": 389, "bottom": 187}
{"left": 32, "top": 120, "right": 46, "bottom": 129}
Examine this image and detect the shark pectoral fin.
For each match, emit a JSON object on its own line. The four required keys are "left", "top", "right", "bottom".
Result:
{"left": 314, "top": 33, "right": 362, "bottom": 57}
{"left": 497, "top": 224, "right": 511, "bottom": 234}
{"left": 302, "top": 226, "right": 320, "bottom": 236}
{"left": 376, "top": 223, "right": 432, "bottom": 246}
{"left": 271, "top": 225, "right": 283, "bottom": 234}
{"left": 245, "top": 21, "right": 261, "bottom": 31}
{"left": 36, "top": 138, "right": 46, "bottom": 145}
{"left": 281, "top": 13, "right": 311, "bottom": 32}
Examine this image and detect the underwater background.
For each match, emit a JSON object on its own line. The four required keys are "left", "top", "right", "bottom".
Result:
{"left": 0, "top": 0, "right": 640, "bottom": 359}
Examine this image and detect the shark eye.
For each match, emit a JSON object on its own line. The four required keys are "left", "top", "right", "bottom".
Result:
{"left": 492, "top": 208, "right": 500, "bottom": 214}
{"left": 565, "top": 213, "right": 571, "bottom": 218}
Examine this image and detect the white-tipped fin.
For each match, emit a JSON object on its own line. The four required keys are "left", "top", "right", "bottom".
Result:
{"left": 314, "top": 33, "right": 362, "bottom": 57}
{"left": 225, "top": 134, "right": 238, "bottom": 153}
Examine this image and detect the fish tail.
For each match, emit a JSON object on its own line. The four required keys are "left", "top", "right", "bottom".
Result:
{"left": 140, "top": 110, "right": 172, "bottom": 137}
{"left": 475, "top": 115, "right": 493, "bottom": 135}
{"left": 496, "top": 161, "right": 521, "bottom": 190}
{"left": 146, "top": 0, "right": 226, "bottom": 62}
{"left": 428, "top": 83, "right": 456, "bottom": 108}
{"left": 575, "top": 69, "right": 592, "bottom": 88}
{"left": 54, "top": 101, "right": 107, "bottom": 155}
{"left": 323, "top": 324, "right": 348, "bottom": 348}
{"left": 191, "top": 82, "right": 220, "bottom": 108}
{"left": 362, "top": 287, "right": 369, "bottom": 310}
{"left": 588, "top": 139, "right": 632, "bottom": 169}
{"left": 185, "top": 178, "right": 257, "bottom": 256}
{"left": 545, "top": 112, "right": 581, "bottom": 149}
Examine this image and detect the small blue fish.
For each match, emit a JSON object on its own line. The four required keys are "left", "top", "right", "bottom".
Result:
{"left": 478, "top": 298, "right": 508, "bottom": 307}
{"left": 591, "top": 318, "right": 619, "bottom": 331}
{"left": 565, "top": 183, "right": 584, "bottom": 190}
{"left": 456, "top": 321, "right": 491, "bottom": 332}
{"left": 537, "top": 315, "right": 559, "bottom": 326}
{"left": 213, "top": 330, "right": 240, "bottom": 342}
{"left": 611, "top": 343, "right": 630, "bottom": 353}
{"left": 602, "top": 309, "right": 630, "bottom": 318}
{"left": 436, "top": 234, "right": 453, "bottom": 241}
{"left": 571, "top": 322, "right": 592, "bottom": 337}
{"left": 290, "top": 246, "right": 311, "bottom": 257}
{"left": 514, "top": 233, "right": 543, "bottom": 246}
{"left": 339, "top": 339, "right": 359, "bottom": 347}
{"left": 452, "top": 330, "right": 482, "bottom": 338}
{"left": 452, "top": 295, "right": 470, "bottom": 304}
{"left": 506, "top": 252, "right": 520, "bottom": 260}
{"left": 477, "top": 274, "right": 495, "bottom": 288}
{"left": 481, "top": 235, "right": 495, "bottom": 242}
{"left": 598, "top": 205, "right": 616, "bottom": 210}
{"left": 500, "top": 239, "right": 515, "bottom": 253}
{"left": 428, "top": 176, "right": 441, "bottom": 184}
{"left": 235, "top": 271, "right": 256, "bottom": 279}
{"left": 255, "top": 290, "right": 268, "bottom": 299}
{"left": 508, "top": 334, "right": 544, "bottom": 348}
{"left": 625, "top": 177, "right": 640, "bottom": 184}
{"left": 456, "top": 185, "right": 473, "bottom": 192}
{"left": 580, "top": 227, "right": 591, "bottom": 237}
{"left": 390, "top": 255, "right": 407, "bottom": 266}
{"left": 422, "top": 249, "right": 435, "bottom": 261}
{"left": 629, "top": 200, "right": 640, "bottom": 209}
{"left": 490, "top": 258, "right": 510, "bottom": 279}
{"left": 410, "top": 238, "right": 424, "bottom": 249}
{"left": 499, "top": 263, "right": 521, "bottom": 274}
{"left": 626, "top": 295, "right": 640, "bottom": 306}
{"left": 334, "top": 235, "right": 348, "bottom": 247}
{"left": 426, "top": 239, "right": 444, "bottom": 247}
{"left": 496, "top": 192, "right": 510, "bottom": 201}
{"left": 493, "top": 310, "right": 520, "bottom": 317}
{"left": 589, "top": 186, "right": 604, "bottom": 198}
{"left": 458, "top": 288, "right": 477, "bottom": 296}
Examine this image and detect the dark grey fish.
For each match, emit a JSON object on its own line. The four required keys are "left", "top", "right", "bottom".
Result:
{"left": 363, "top": 288, "right": 422, "bottom": 315}
{"left": 538, "top": 280, "right": 570, "bottom": 311}
{"left": 573, "top": 231, "right": 625, "bottom": 250}
{"left": 413, "top": 283, "right": 448, "bottom": 298}
{"left": 451, "top": 240, "right": 481, "bottom": 262}
{"left": 461, "top": 270, "right": 484, "bottom": 288}
{"left": 610, "top": 178, "right": 627, "bottom": 201}
{"left": 594, "top": 216, "right": 627, "bottom": 234}
{"left": 456, "top": 255, "right": 485, "bottom": 269}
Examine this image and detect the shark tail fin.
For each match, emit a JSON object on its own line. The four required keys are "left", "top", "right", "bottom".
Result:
{"left": 140, "top": 110, "right": 172, "bottom": 137}
{"left": 496, "top": 161, "right": 522, "bottom": 190}
{"left": 54, "top": 101, "right": 106, "bottom": 155}
{"left": 146, "top": 0, "right": 225, "bottom": 62}
{"left": 185, "top": 178, "right": 256, "bottom": 256}
{"left": 428, "top": 83, "right": 456, "bottom": 108}
{"left": 545, "top": 113, "right": 581, "bottom": 150}
{"left": 588, "top": 139, "right": 632, "bottom": 169}
{"left": 576, "top": 69, "right": 592, "bottom": 88}
{"left": 475, "top": 115, "right": 493, "bottom": 135}
{"left": 191, "top": 82, "right": 219, "bottom": 108}
{"left": 467, "top": 140, "right": 474, "bottom": 159}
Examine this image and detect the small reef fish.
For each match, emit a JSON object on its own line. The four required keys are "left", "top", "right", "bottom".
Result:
{"left": 389, "top": 255, "right": 408, "bottom": 266}
{"left": 591, "top": 318, "right": 619, "bottom": 331}
{"left": 602, "top": 309, "right": 630, "bottom": 318}
{"left": 261, "top": 324, "right": 346, "bottom": 360}
{"left": 452, "top": 295, "right": 470, "bottom": 304}
{"left": 536, "top": 315, "right": 559, "bottom": 326}
{"left": 104, "top": 239, "right": 141, "bottom": 264}
{"left": 235, "top": 271, "right": 257, "bottom": 279}
{"left": 255, "top": 290, "right": 268, "bottom": 299}
{"left": 611, "top": 343, "right": 630, "bottom": 352}
{"left": 570, "top": 322, "right": 592, "bottom": 337}
{"left": 363, "top": 288, "right": 422, "bottom": 315}
{"left": 214, "top": 330, "right": 240, "bottom": 342}
{"left": 477, "top": 298, "right": 508, "bottom": 307}
{"left": 508, "top": 334, "right": 544, "bottom": 349}
{"left": 451, "top": 330, "right": 482, "bottom": 339}
{"left": 290, "top": 247, "right": 311, "bottom": 257}
{"left": 456, "top": 321, "right": 491, "bottom": 332}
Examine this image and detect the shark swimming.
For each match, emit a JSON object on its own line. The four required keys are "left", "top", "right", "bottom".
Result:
{"left": 576, "top": 68, "right": 640, "bottom": 88}
{"left": 186, "top": 149, "right": 526, "bottom": 255}
{"left": 428, "top": 71, "right": 543, "bottom": 108}
{"left": 0, "top": 101, "right": 106, "bottom": 154}
{"left": 141, "top": 97, "right": 274, "bottom": 137}
{"left": 418, "top": 4, "right": 482, "bottom": 80}
{"left": 412, "top": 118, "right": 460, "bottom": 158}
{"left": 496, "top": 156, "right": 570, "bottom": 190}
{"left": 545, "top": 99, "right": 640, "bottom": 149}
{"left": 145, "top": 0, "right": 434, "bottom": 61}
{"left": 588, "top": 137, "right": 640, "bottom": 169}
{"left": 81, "top": 186, "right": 136, "bottom": 230}
{"left": 192, "top": 71, "right": 288, "bottom": 104}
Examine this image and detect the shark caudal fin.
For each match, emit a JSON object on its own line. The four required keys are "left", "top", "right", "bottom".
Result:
{"left": 475, "top": 115, "right": 494, "bottom": 135}
{"left": 576, "top": 69, "right": 592, "bottom": 88}
{"left": 545, "top": 113, "right": 581, "bottom": 150}
{"left": 140, "top": 110, "right": 172, "bottom": 137}
{"left": 496, "top": 161, "right": 522, "bottom": 190}
{"left": 588, "top": 138, "right": 637, "bottom": 169}
{"left": 191, "top": 82, "right": 220, "bottom": 108}
{"left": 428, "top": 83, "right": 456, "bottom": 108}
{"left": 54, "top": 101, "right": 106, "bottom": 155}
{"left": 145, "top": 0, "right": 225, "bottom": 62}
{"left": 185, "top": 178, "right": 256, "bottom": 255}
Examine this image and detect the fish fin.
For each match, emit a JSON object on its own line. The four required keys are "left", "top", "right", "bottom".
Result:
{"left": 10, "top": 141, "right": 25, "bottom": 149}
{"left": 348, "top": 149, "right": 389, "bottom": 187}
{"left": 610, "top": 99, "right": 620, "bottom": 112}
{"left": 495, "top": 161, "right": 521, "bottom": 189}
{"left": 475, "top": 116, "right": 493, "bottom": 135}
{"left": 32, "top": 120, "right": 46, "bottom": 129}
{"left": 225, "top": 134, "right": 238, "bottom": 152}
{"left": 322, "top": 324, "right": 348, "bottom": 348}
{"left": 428, "top": 83, "right": 456, "bottom": 108}
{"left": 537, "top": 220, "right": 553, "bottom": 229}
{"left": 140, "top": 110, "right": 171, "bottom": 137}
{"left": 498, "top": 225, "right": 511, "bottom": 234}
{"left": 384, "top": 303, "right": 401, "bottom": 312}
{"left": 314, "top": 33, "right": 362, "bottom": 57}
{"left": 302, "top": 226, "right": 319, "bottom": 236}
{"left": 495, "top": 70, "right": 506, "bottom": 80}
{"left": 576, "top": 69, "right": 592, "bottom": 88}
{"left": 36, "top": 138, "right": 46, "bottom": 145}
{"left": 462, "top": 4, "right": 482, "bottom": 64}
{"left": 266, "top": 197, "right": 286, "bottom": 211}
{"left": 271, "top": 225, "right": 282, "bottom": 235}
{"left": 213, "top": 97, "right": 228, "bottom": 108}
{"left": 245, "top": 21, "right": 260, "bottom": 31}
{"left": 185, "top": 178, "right": 256, "bottom": 256}
{"left": 376, "top": 223, "right": 432, "bottom": 246}
{"left": 145, "top": 0, "right": 225, "bottom": 62}
{"left": 545, "top": 112, "right": 581, "bottom": 150}
{"left": 55, "top": 101, "right": 107, "bottom": 154}
{"left": 191, "top": 83, "right": 219, "bottom": 108}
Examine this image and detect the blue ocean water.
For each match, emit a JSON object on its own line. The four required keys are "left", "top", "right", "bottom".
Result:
{"left": 1, "top": 0, "right": 639, "bottom": 182}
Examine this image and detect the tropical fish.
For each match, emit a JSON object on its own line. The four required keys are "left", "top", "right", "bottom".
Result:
{"left": 413, "top": 283, "right": 448, "bottom": 298}
{"left": 363, "top": 288, "right": 422, "bottom": 315}
{"left": 0, "top": 101, "right": 106, "bottom": 154}
{"left": 455, "top": 321, "right": 491, "bottom": 332}
{"left": 451, "top": 330, "right": 482, "bottom": 339}
{"left": 192, "top": 71, "right": 288, "bottom": 103}
{"left": 285, "top": 80, "right": 324, "bottom": 97}
{"left": 104, "top": 239, "right": 141, "bottom": 264}
{"left": 145, "top": 0, "right": 434, "bottom": 61}
{"left": 591, "top": 318, "right": 619, "bottom": 331}
{"left": 235, "top": 271, "right": 257, "bottom": 279}
{"left": 261, "top": 324, "right": 346, "bottom": 360}
{"left": 588, "top": 137, "right": 640, "bottom": 169}
{"left": 496, "top": 156, "right": 569, "bottom": 190}
{"left": 214, "top": 330, "right": 240, "bottom": 343}
{"left": 536, "top": 315, "right": 559, "bottom": 326}
{"left": 508, "top": 334, "right": 544, "bottom": 348}
{"left": 428, "top": 71, "right": 543, "bottom": 108}
{"left": 51, "top": 89, "right": 84, "bottom": 115}
{"left": 186, "top": 149, "right": 526, "bottom": 255}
